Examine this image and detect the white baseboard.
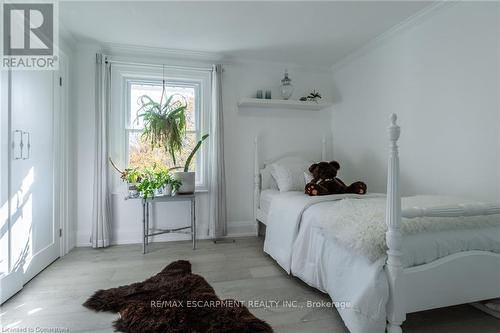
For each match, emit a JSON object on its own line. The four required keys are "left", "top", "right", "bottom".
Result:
{"left": 77, "top": 230, "right": 211, "bottom": 247}
{"left": 75, "top": 220, "right": 257, "bottom": 247}
{"left": 226, "top": 220, "right": 256, "bottom": 237}
{"left": 76, "top": 231, "right": 91, "bottom": 247}
{"left": 114, "top": 229, "right": 215, "bottom": 245}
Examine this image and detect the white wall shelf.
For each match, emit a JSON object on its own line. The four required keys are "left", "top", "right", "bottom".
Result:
{"left": 237, "top": 97, "right": 333, "bottom": 111}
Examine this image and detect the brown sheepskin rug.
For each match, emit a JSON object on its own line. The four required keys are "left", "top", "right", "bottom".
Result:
{"left": 83, "top": 260, "right": 273, "bottom": 333}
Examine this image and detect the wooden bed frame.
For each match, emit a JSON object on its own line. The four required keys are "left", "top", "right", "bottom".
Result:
{"left": 253, "top": 114, "right": 500, "bottom": 332}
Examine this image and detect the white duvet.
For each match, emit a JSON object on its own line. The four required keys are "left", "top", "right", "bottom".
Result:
{"left": 263, "top": 193, "right": 500, "bottom": 333}
{"left": 263, "top": 192, "right": 384, "bottom": 273}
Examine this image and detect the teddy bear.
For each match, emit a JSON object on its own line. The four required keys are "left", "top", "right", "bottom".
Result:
{"left": 304, "top": 161, "right": 367, "bottom": 196}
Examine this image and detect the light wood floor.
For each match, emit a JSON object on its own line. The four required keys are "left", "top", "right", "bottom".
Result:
{"left": 1, "top": 237, "right": 499, "bottom": 332}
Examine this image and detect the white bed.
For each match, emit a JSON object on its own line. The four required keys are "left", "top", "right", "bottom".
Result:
{"left": 288, "top": 197, "right": 500, "bottom": 332}
{"left": 259, "top": 189, "right": 280, "bottom": 216}
{"left": 253, "top": 115, "right": 500, "bottom": 333}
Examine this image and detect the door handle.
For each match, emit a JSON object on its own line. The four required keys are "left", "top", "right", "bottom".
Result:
{"left": 22, "top": 131, "right": 30, "bottom": 160}
{"left": 12, "top": 130, "right": 22, "bottom": 160}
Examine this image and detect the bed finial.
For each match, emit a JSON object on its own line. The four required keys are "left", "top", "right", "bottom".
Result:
{"left": 390, "top": 113, "right": 397, "bottom": 125}
{"left": 388, "top": 113, "right": 400, "bottom": 143}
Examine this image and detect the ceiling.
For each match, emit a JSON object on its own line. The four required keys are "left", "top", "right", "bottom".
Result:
{"left": 60, "top": 1, "right": 432, "bottom": 68}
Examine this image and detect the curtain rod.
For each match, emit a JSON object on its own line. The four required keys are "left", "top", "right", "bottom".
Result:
{"left": 105, "top": 58, "right": 214, "bottom": 72}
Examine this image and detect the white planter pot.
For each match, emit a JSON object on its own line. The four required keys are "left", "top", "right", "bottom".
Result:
{"left": 174, "top": 172, "right": 195, "bottom": 194}
{"left": 127, "top": 183, "right": 140, "bottom": 198}
{"left": 163, "top": 183, "right": 172, "bottom": 196}
{"left": 154, "top": 184, "right": 172, "bottom": 197}
{"left": 154, "top": 188, "right": 163, "bottom": 196}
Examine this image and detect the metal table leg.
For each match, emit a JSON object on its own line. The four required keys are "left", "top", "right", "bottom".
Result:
{"left": 139, "top": 195, "right": 196, "bottom": 254}
{"left": 192, "top": 198, "right": 196, "bottom": 250}
{"left": 146, "top": 202, "right": 150, "bottom": 246}
{"left": 142, "top": 200, "right": 146, "bottom": 254}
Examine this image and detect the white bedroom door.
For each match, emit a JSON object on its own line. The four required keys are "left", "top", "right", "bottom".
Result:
{"left": 0, "top": 69, "right": 59, "bottom": 303}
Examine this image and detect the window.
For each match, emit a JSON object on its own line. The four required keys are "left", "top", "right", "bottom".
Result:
{"left": 125, "top": 79, "right": 207, "bottom": 187}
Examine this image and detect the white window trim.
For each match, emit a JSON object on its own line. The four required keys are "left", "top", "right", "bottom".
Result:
{"left": 109, "top": 64, "right": 211, "bottom": 193}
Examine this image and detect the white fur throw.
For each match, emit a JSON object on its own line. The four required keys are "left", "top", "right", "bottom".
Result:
{"left": 316, "top": 195, "right": 500, "bottom": 261}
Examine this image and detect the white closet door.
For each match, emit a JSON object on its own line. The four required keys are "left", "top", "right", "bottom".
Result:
{"left": 0, "top": 70, "right": 21, "bottom": 303}
{"left": 0, "top": 69, "right": 59, "bottom": 303}
{"left": 11, "top": 70, "right": 59, "bottom": 283}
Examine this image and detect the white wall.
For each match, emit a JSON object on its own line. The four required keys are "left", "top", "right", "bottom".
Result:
{"left": 223, "top": 62, "right": 334, "bottom": 228}
{"left": 74, "top": 44, "right": 98, "bottom": 246}
{"left": 74, "top": 44, "right": 335, "bottom": 246}
{"left": 331, "top": 2, "right": 500, "bottom": 202}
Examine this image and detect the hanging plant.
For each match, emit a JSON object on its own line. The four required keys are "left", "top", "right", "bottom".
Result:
{"left": 136, "top": 81, "right": 187, "bottom": 165}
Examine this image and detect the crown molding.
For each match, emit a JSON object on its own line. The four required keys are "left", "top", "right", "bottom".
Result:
{"left": 95, "top": 42, "right": 333, "bottom": 74}
{"left": 101, "top": 42, "right": 224, "bottom": 63}
{"left": 331, "top": 1, "right": 457, "bottom": 73}
{"left": 223, "top": 55, "right": 334, "bottom": 74}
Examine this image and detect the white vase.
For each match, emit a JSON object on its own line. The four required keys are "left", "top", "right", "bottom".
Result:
{"left": 173, "top": 172, "right": 195, "bottom": 194}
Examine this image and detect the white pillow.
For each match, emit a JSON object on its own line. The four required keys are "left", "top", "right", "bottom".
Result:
{"left": 304, "top": 171, "right": 314, "bottom": 184}
{"left": 261, "top": 167, "right": 279, "bottom": 190}
{"left": 271, "top": 160, "right": 310, "bottom": 192}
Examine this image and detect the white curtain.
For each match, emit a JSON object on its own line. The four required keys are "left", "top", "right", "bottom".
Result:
{"left": 210, "top": 64, "right": 227, "bottom": 238}
{"left": 91, "top": 53, "right": 112, "bottom": 248}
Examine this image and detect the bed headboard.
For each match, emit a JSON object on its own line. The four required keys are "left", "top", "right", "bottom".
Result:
{"left": 253, "top": 135, "right": 328, "bottom": 226}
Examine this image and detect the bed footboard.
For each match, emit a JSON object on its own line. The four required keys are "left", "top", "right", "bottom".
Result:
{"left": 402, "top": 251, "right": 500, "bottom": 313}
{"left": 384, "top": 114, "right": 500, "bottom": 332}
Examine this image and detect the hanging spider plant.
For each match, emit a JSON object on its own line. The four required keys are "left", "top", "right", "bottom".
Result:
{"left": 136, "top": 84, "right": 187, "bottom": 165}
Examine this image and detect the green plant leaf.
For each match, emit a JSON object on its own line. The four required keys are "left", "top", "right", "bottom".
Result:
{"left": 184, "top": 134, "right": 209, "bottom": 172}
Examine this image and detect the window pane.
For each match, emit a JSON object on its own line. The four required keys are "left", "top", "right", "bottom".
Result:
{"left": 129, "top": 83, "right": 162, "bottom": 129}
{"left": 129, "top": 131, "right": 199, "bottom": 174}
{"left": 129, "top": 83, "right": 196, "bottom": 132}
{"left": 127, "top": 78, "right": 202, "bottom": 186}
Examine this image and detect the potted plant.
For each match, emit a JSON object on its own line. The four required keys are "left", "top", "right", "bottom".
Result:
{"left": 135, "top": 167, "right": 157, "bottom": 199}
{"left": 153, "top": 165, "right": 182, "bottom": 196}
{"left": 109, "top": 159, "right": 182, "bottom": 198}
{"left": 173, "top": 134, "right": 209, "bottom": 194}
{"left": 136, "top": 93, "right": 187, "bottom": 166}
{"left": 110, "top": 159, "right": 143, "bottom": 198}
{"left": 152, "top": 165, "right": 171, "bottom": 196}
{"left": 124, "top": 168, "right": 143, "bottom": 198}
{"left": 138, "top": 165, "right": 183, "bottom": 198}
{"left": 169, "top": 178, "right": 182, "bottom": 196}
